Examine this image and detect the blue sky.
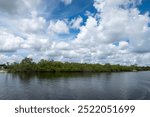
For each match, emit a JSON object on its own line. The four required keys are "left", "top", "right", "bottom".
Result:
{"left": 0, "top": 0, "right": 150, "bottom": 65}
{"left": 42, "top": 0, "right": 150, "bottom": 19}
{"left": 139, "top": 0, "right": 150, "bottom": 13}
{"left": 45, "top": 0, "right": 95, "bottom": 19}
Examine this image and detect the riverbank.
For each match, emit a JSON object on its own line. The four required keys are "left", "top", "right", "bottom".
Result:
{"left": 6, "top": 57, "right": 150, "bottom": 73}
{"left": 0, "top": 70, "right": 7, "bottom": 73}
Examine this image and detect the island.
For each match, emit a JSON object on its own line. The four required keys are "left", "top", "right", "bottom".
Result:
{"left": 3, "top": 57, "right": 150, "bottom": 73}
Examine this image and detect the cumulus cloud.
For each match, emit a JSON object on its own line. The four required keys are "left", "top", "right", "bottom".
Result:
{"left": 70, "top": 16, "right": 83, "bottom": 29}
{"left": 19, "top": 11, "right": 46, "bottom": 33}
{"left": 119, "top": 41, "right": 129, "bottom": 50}
{"left": 21, "top": 34, "right": 49, "bottom": 51}
{"left": 48, "top": 20, "right": 69, "bottom": 34}
{"left": 93, "top": 0, "right": 150, "bottom": 53}
{"left": 0, "top": 29, "right": 24, "bottom": 52}
{"left": 1, "top": 0, "right": 150, "bottom": 66}
{"left": 68, "top": 0, "right": 150, "bottom": 64}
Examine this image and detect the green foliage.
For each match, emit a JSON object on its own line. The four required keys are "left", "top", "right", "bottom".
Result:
{"left": 6, "top": 57, "right": 150, "bottom": 72}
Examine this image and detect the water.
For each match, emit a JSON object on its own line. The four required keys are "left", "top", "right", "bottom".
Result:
{"left": 0, "top": 71, "right": 150, "bottom": 100}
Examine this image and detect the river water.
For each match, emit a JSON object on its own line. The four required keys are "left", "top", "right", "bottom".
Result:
{"left": 0, "top": 71, "right": 150, "bottom": 100}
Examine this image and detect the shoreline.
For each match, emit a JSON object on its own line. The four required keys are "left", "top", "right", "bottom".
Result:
{"left": 4, "top": 57, "right": 150, "bottom": 73}
{"left": 6, "top": 69, "right": 150, "bottom": 73}
{"left": 0, "top": 70, "right": 7, "bottom": 73}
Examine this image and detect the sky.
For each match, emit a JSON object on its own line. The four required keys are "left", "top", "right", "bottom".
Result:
{"left": 0, "top": 0, "right": 150, "bottom": 66}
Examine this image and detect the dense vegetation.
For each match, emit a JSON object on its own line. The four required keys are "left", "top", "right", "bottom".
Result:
{"left": 6, "top": 57, "right": 150, "bottom": 72}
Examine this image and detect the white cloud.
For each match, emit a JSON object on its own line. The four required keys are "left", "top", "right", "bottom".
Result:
{"left": 70, "top": 17, "right": 83, "bottom": 29}
{"left": 0, "top": 54, "right": 23, "bottom": 64}
{"left": 61, "top": 0, "right": 72, "bottom": 5}
{"left": 93, "top": 0, "right": 150, "bottom": 53}
{"left": 1, "top": 0, "right": 150, "bottom": 66}
{"left": 21, "top": 34, "right": 49, "bottom": 51}
{"left": 19, "top": 11, "right": 46, "bottom": 33}
{"left": 0, "top": 29, "right": 24, "bottom": 52}
{"left": 48, "top": 20, "right": 69, "bottom": 34}
{"left": 73, "top": 16, "right": 99, "bottom": 46}
{"left": 68, "top": 0, "right": 150, "bottom": 64}
{"left": 119, "top": 41, "right": 129, "bottom": 50}
{"left": 23, "top": 0, "right": 41, "bottom": 9}
{"left": 94, "top": 0, "right": 142, "bottom": 12}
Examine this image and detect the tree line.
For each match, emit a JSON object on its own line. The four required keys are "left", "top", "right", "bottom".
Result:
{"left": 6, "top": 57, "right": 150, "bottom": 72}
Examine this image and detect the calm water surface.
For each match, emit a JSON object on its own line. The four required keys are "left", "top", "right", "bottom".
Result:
{"left": 0, "top": 71, "right": 150, "bottom": 100}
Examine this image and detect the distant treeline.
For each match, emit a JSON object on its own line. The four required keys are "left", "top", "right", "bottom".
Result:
{"left": 6, "top": 57, "right": 150, "bottom": 72}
